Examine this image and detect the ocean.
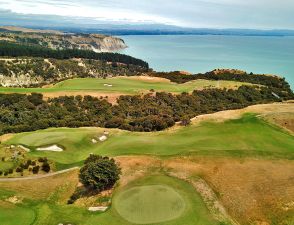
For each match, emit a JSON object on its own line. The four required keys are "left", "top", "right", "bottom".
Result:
{"left": 119, "top": 35, "right": 294, "bottom": 88}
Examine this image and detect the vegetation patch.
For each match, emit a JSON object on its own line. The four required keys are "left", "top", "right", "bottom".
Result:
{"left": 1, "top": 84, "right": 292, "bottom": 135}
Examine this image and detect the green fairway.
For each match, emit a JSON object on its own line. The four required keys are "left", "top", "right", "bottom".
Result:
{"left": 0, "top": 203, "right": 35, "bottom": 225}
{"left": 4, "top": 114, "right": 294, "bottom": 169}
{"left": 0, "top": 77, "right": 251, "bottom": 95}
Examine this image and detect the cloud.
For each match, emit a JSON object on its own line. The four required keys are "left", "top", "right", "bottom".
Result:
{"left": 0, "top": 0, "right": 293, "bottom": 29}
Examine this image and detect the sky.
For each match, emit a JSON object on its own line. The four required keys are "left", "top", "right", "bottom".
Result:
{"left": 0, "top": 0, "right": 294, "bottom": 29}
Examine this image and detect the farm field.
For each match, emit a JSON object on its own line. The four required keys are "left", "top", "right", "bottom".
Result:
{"left": 0, "top": 76, "right": 252, "bottom": 97}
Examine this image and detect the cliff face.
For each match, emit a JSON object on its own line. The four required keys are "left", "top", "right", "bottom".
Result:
{"left": 0, "top": 74, "right": 44, "bottom": 87}
{"left": 92, "top": 36, "right": 127, "bottom": 52}
{"left": 0, "top": 58, "right": 146, "bottom": 87}
{"left": 0, "top": 26, "right": 127, "bottom": 52}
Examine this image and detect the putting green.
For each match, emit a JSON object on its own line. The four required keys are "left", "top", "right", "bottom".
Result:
{"left": 114, "top": 185, "right": 186, "bottom": 224}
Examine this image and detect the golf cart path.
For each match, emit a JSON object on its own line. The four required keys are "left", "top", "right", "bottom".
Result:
{"left": 0, "top": 167, "right": 79, "bottom": 182}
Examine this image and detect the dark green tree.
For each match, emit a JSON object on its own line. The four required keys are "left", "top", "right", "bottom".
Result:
{"left": 79, "top": 155, "right": 121, "bottom": 192}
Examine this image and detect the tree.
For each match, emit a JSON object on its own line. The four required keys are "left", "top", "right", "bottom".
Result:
{"left": 32, "top": 165, "right": 40, "bottom": 174}
{"left": 79, "top": 155, "right": 121, "bottom": 192}
{"left": 41, "top": 162, "right": 51, "bottom": 173}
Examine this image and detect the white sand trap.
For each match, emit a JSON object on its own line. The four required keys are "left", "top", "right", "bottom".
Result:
{"left": 17, "top": 145, "right": 30, "bottom": 152}
{"left": 88, "top": 206, "right": 108, "bottom": 212}
{"left": 91, "top": 139, "right": 97, "bottom": 144}
{"left": 99, "top": 135, "right": 107, "bottom": 142}
{"left": 103, "top": 84, "right": 113, "bottom": 87}
{"left": 36, "top": 145, "right": 63, "bottom": 152}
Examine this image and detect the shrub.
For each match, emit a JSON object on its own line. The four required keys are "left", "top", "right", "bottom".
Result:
{"left": 16, "top": 167, "right": 23, "bottom": 173}
{"left": 41, "top": 162, "right": 51, "bottom": 173}
{"left": 38, "top": 157, "right": 48, "bottom": 163}
{"left": 180, "top": 117, "right": 191, "bottom": 126}
{"left": 32, "top": 166, "right": 40, "bottom": 174}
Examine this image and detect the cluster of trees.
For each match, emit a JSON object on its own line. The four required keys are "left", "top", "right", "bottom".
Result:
{"left": 0, "top": 85, "right": 292, "bottom": 134}
{"left": 151, "top": 71, "right": 292, "bottom": 94}
{"left": 0, "top": 41, "right": 149, "bottom": 68}
{"left": 0, "top": 157, "right": 50, "bottom": 176}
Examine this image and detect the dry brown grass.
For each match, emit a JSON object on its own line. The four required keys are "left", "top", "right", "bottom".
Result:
{"left": 0, "top": 134, "right": 14, "bottom": 143}
{"left": 122, "top": 75, "right": 171, "bottom": 83}
{"left": 114, "top": 155, "right": 294, "bottom": 224}
{"left": 164, "top": 157, "right": 294, "bottom": 225}
{"left": 0, "top": 169, "right": 79, "bottom": 203}
{"left": 191, "top": 102, "right": 294, "bottom": 125}
{"left": 115, "top": 156, "right": 161, "bottom": 187}
{"left": 262, "top": 112, "right": 294, "bottom": 134}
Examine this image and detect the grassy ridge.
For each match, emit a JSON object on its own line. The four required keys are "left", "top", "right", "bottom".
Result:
{"left": 0, "top": 77, "right": 250, "bottom": 95}
{"left": 5, "top": 114, "right": 294, "bottom": 169}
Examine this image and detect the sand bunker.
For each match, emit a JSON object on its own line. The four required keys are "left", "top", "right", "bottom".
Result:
{"left": 88, "top": 206, "right": 108, "bottom": 212}
{"left": 103, "top": 84, "right": 113, "bottom": 87}
{"left": 6, "top": 196, "right": 22, "bottom": 204}
{"left": 17, "top": 145, "right": 30, "bottom": 152}
{"left": 36, "top": 145, "right": 63, "bottom": 152}
{"left": 91, "top": 134, "right": 108, "bottom": 144}
{"left": 99, "top": 135, "right": 107, "bottom": 142}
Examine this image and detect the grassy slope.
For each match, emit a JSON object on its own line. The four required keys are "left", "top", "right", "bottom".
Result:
{"left": 0, "top": 77, "right": 251, "bottom": 95}
{"left": 4, "top": 114, "right": 294, "bottom": 169}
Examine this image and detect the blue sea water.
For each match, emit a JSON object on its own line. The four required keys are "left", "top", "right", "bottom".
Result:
{"left": 120, "top": 35, "right": 294, "bottom": 88}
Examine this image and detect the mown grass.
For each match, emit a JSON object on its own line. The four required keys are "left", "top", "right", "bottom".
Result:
{"left": 4, "top": 114, "right": 294, "bottom": 170}
{"left": 0, "top": 174, "right": 218, "bottom": 225}
{"left": 0, "top": 77, "right": 250, "bottom": 95}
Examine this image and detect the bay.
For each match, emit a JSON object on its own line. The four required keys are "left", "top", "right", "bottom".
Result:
{"left": 120, "top": 35, "right": 294, "bottom": 88}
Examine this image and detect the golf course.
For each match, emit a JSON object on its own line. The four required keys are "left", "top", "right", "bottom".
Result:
{"left": 0, "top": 38, "right": 293, "bottom": 225}
{"left": 0, "top": 101, "right": 293, "bottom": 225}
{"left": 0, "top": 76, "right": 251, "bottom": 97}
{"left": 3, "top": 113, "right": 294, "bottom": 169}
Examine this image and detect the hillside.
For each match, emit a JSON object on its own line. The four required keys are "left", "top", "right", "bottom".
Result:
{"left": 0, "top": 58, "right": 148, "bottom": 87}
{"left": 0, "top": 26, "right": 127, "bottom": 52}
